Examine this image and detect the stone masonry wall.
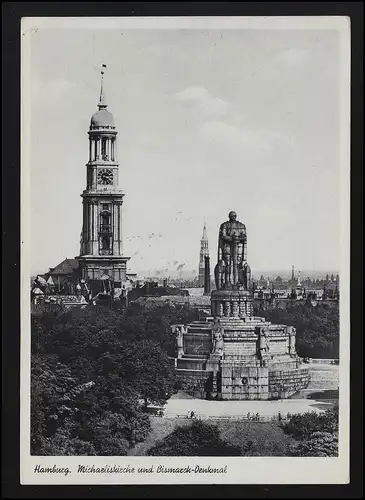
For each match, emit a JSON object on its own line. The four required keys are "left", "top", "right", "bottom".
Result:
{"left": 176, "top": 369, "right": 213, "bottom": 399}
{"left": 221, "top": 364, "right": 269, "bottom": 400}
{"left": 268, "top": 368, "right": 310, "bottom": 399}
{"left": 184, "top": 333, "right": 212, "bottom": 356}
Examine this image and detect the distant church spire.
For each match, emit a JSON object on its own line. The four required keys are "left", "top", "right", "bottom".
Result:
{"left": 198, "top": 222, "right": 209, "bottom": 287}
{"left": 202, "top": 222, "right": 208, "bottom": 241}
{"left": 98, "top": 63, "right": 107, "bottom": 109}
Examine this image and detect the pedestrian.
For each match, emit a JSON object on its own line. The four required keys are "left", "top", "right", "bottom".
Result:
{"left": 256, "top": 412, "right": 260, "bottom": 421}
{"left": 247, "top": 412, "right": 251, "bottom": 420}
{"left": 278, "top": 411, "right": 282, "bottom": 422}
{"left": 191, "top": 410, "right": 195, "bottom": 419}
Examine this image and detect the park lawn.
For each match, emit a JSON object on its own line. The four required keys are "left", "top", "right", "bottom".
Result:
{"left": 127, "top": 417, "right": 190, "bottom": 456}
{"left": 128, "top": 417, "right": 297, "bottom": 456}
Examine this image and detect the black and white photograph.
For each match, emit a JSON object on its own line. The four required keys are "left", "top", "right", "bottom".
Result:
{"left": 20, "top": 16, "right": 350, "bottom": 485}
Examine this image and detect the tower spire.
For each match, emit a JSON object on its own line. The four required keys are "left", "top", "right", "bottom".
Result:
{"left": 98, "top": 63, "right": 107, "bottom": 109}
{"left": 202, "top": 221, "right": 208, "bottom": 240}
{"left": 198, "top": 221, "right": 210, "bottom": 287}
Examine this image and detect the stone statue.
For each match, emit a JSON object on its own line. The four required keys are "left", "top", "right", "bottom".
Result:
{"left": 211, "top": 319, "right": 224, "bottom": 355}
{"left": 287, "top": 326, "right": 297, "bottom": 356}
{"left": 214, "top": 259, "right": 226, "bottom": 290}
{"left": 214, "top": 211, "right": 248, "bottom": 290}
{"left": 172, "top": 324, "right": 185, "bottom": 358}
{"left": 258, "top": 327, "right": 270, "bottom": 358}
{"left": 239, "top": 262, "right": 252, "bottom": 290}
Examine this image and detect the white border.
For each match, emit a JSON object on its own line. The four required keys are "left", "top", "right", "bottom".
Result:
{"left": 20, "top": 16, "right": 351, "bottom": 485}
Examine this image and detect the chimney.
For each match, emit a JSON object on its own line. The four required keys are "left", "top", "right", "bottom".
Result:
{"left": 204, "top": 255, "right": 211, "bottom": 296}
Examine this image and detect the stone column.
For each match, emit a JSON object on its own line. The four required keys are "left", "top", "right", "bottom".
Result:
{"left": 239, "top": 300, "right": 245, "bottom": 317}
{"left": 232, "top": 300, "right": 239, "bottom": 317}
{"left": 89, "top": 139, "right": 92, "bottom": 161}
{"left": 92, "top": 167, "right": 97, "bottom": 188}
{"left": 84, "top": 202, "right": 89, "bottom": 254}
{"left": 86, "top": 202, "right": 90, "bottom": 254}
{"left": 119, "top": 203, "right": 122, "bottom": 254}
{"left": 204, "top": 256, "right": 211, "bottom": 295}
{"left": 223, "top": 301, "right": 230, "bottom": 317}
{"left": 112, "top": 203, "right": 118, "bottom": 255}
{"left": 90, "top": 202, "right": 94, "bottom": 254}
{"left": 92, "top": 201, "right": 99, "bottom": 254}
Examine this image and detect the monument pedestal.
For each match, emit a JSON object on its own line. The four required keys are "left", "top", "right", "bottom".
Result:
{"left": 211, "top": 289, "right": 253, "bottom": 318}
{"left": 173, "top": 210, "right": 310, "bottom": 401}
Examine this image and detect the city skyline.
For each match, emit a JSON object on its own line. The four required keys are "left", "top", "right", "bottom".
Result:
{"left": 29, "top": 24, "right": 343, "bottom": 276}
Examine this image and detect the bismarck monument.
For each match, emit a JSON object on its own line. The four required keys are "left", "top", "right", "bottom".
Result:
{"left": 173, "top": 211, "right": 310, "bottom": 400}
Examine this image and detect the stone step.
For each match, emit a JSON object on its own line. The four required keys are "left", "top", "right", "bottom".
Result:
{"left": 181, "top": 354, "right": 209, "bottom": 359}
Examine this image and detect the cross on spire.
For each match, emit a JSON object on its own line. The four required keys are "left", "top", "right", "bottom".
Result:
{"left": 98, "top": 63, "right": 107, "bottom": 108}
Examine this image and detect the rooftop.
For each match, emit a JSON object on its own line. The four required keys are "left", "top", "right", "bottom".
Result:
{"left": 48, "top": 258, "right": 80, "bottom": 276}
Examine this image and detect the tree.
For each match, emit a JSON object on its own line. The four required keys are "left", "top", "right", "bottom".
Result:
{"left": 289, "top": 432, "right": 338, "bottom": 457}
{"left": 31, "top": 302, "right": 192, "bottom": 455}
{"left": 148, "top": 420, "right": 242, "bottom": 456}
{"left": 253, "top": 303, "right": 339, "bottom": 359}
{"left": 282, "top": 405, "right": 338, "bottom": 457}
{"left": 283, "top": 405, "right": 338, "bottom": 440}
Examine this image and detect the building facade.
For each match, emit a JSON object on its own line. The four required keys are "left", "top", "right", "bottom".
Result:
{"left": 76, "top": 69, "right": 130, "bottom": 291}
{"left": 198, "top": 223, "right": 209, "bottom": 287}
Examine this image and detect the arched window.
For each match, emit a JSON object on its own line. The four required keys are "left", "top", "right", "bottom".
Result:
{"left": 101, "top": 213, "right": 110, "bottom": 226}
{"left": 100, "top": 209, "right": 111, "bottom": 232}
{"left": 101, "top": 138, "right": 108, "bottom": 159}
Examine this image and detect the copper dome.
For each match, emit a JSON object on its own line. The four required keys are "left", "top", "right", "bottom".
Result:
{"left": 90, "top": 108, "right": 115, "bottom": 129}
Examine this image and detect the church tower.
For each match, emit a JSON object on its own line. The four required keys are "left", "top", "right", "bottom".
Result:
{"left": 198, "top": 223, "right": 209, "bottom": 287}
{"left": 76, "top": 66, "right": 130, "bottom": 289}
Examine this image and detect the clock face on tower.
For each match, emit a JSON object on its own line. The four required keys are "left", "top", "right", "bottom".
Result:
{"left": 97, "top": 168, "right": 113, "bottom": 185}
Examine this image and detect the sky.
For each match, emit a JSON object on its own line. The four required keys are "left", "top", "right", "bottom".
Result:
{"left": 27, "top": 22, "right": 345, "bottom": 277}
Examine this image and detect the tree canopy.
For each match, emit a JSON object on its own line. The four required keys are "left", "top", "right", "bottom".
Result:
{"left": 283, "top": 404, "right": 338, "bottom": 457}
{"left": 148, "top": 420, "right": 242, "bottom": 456}
{"left": 31, "top": 302, "right": 197, "bottom": 455}
{"left": 253, "top": 302, "right": 339, "bottom": 358}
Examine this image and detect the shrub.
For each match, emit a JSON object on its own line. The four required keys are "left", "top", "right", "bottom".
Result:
{"left": 283, "top": 404, "right": 338, "bottom": 440}
{"left": 289, "top": 431, "right": 338, "bottom": 457}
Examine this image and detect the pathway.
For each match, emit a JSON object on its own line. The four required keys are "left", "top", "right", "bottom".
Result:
{"left": 163, "top": 363, "right": 339, "bottom": 420}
